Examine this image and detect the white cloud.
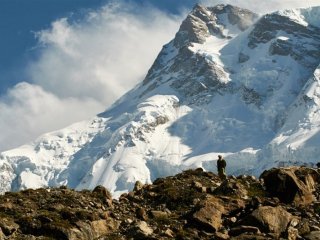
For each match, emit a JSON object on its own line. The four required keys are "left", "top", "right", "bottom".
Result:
{"left": 28, "top": 2, "right": 182, "bottom": 104}
{"left": 0, "top": 1, "right": 182, "bottom": 151}
{"left": 201, "top": 0, "right": 320, "bottom": 14}
{"left": 0, "top": 82, "right": 103, "bottom": 151}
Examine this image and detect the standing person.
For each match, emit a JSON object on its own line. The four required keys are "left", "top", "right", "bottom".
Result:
{"left": 217, "top": 155, "right": 227, "bottom": 180}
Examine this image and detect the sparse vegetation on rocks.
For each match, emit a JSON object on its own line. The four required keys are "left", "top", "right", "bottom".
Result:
{"left": 0, "top": 166, "right": 319, "bottom": 239}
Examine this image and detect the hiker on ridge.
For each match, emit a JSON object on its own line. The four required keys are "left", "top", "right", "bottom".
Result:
{"left": 217, "top": 155, "right": 227, "bottom": 180}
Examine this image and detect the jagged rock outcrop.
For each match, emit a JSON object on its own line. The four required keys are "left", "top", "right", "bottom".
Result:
{"left": 249, "top": 11, "right": 320, "bottom": 69}
{"left": 143, "top": 4, "right": 258, "bottom": 102}
{"left": 0, "top": 166, "right": 319, "bottom": 239}
{"left": 174, "top": 4, "right": 258, "bottom": 48}
{"left": 261, "top": 167, "right": 320, "bottom": 205}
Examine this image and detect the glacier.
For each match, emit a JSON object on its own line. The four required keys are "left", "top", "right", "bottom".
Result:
{"left": 1, "top": 4, "right": 320, "bottom": 197}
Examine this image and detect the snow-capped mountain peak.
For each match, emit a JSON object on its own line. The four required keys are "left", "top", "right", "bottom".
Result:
{"left": 1, "top": 4, "right": 320, "bottom": 197}
{"left": 173, "top": 4, "right": 258, "bottom": 48}
{"left": 278, "top": 6, "right": 320, "bottom": 28}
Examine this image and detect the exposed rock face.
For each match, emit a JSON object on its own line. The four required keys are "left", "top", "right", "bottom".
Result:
{"left": 143, "top": 4, "right": 258, "bottom": 103}
{"left": 261, "top": 167, "right": 320, "bottom": 205}
{"left": 174, "top": 4, "right": 258, "bottom": 48}
{"left": 249, "top": 13, "right": 320, "bottom": 69}
{"left": 1, "top": 167, "right": 319, "bottom": 239}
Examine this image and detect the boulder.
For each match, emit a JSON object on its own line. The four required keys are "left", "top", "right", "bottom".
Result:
{"left": 260, "top": 167, "right": 319, "bottom": 205}
{"left": 150, "top": 210, "right": 169, "bottom": 219}
{"left": 65, "top": 220, "right": 118, "bottom": 240}
{"left": 135, "top": 221, "right": 153, "bottom": 236}
{"left": 136, "top": 207, "right": 148, "bottom": 221}
{"left": 164, "top": 228, "right": 174, "bottom": 238}
{"left": 90, "top": 219, "right": 119, "bottom": 238}
{"left": 192, "top": 196, "right": 225, "bottom": 232}
{"left": 66, "top": 223, "right": 94, "bottom": 240}
{"left": 133, "top": 181, "right": 144, "bottom": 192}
{"left": 241, "top": 205, "right": 295, "bottom": 238}
{"left": 92, "top": 185, "right": 112, "bottom": 203}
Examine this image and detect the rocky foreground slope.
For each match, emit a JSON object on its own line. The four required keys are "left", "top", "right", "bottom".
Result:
{"left": 0, "top": 166, "right": 319, "bottom": 239}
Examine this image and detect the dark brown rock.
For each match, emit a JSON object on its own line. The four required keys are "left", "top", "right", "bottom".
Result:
{"left": 133, "top": 181, "right": 144, "bottom": 192}
{"left": 136, "top": 207, "right": 148, "bottom": 221}
{"left": 192, "top": 196, "right": 225, "bottom": 232}
{"left": 260, "top": 167, "right": 318, "bottom": 205}
{"left": 92, "top": 185, "right": 112, "bottom": 202}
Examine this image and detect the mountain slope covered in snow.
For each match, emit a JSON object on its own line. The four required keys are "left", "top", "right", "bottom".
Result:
{"left": 1, "top": 4, "right": 320, "bottom": 197}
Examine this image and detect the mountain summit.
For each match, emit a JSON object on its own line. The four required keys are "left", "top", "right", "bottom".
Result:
{"left": 1, "top": 4, "right": 320, "bottom": 197}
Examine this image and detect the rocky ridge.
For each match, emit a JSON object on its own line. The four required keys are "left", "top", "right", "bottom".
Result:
{"left": 0, "top": 166, "right": 319, "bottom": 239}
{"left": 1, "top": 4, "right": 320, "bottom": 198}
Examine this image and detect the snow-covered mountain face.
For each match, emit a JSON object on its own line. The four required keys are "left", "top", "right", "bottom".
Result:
{"left": 1, "top": 4, "right": 320, "bottom": 197}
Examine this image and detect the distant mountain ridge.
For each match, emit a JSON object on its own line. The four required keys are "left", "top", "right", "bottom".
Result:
{"left": 1, "top": 4, "right": 320, "bottom": 197}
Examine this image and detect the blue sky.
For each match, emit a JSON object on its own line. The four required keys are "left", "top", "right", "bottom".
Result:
{"left": 0, "top": 0, "right": 319, "bottom": 151}
{"left": 0, "top": 0, "right": 196, "bottom": 93}
{"left": 0, "top": 0, "right": 104, "bottom": 92}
